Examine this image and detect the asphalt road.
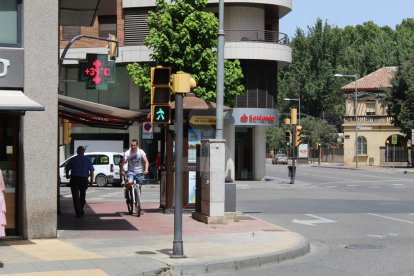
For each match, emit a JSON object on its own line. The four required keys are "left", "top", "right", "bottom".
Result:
{"left": 60, "top": 165, "right": 414, "bottom": 275}
{"left": 223, "top": 164, "right": 414, "bottom": 276}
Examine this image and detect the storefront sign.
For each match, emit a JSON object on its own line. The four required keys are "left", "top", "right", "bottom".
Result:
{"left": 189, "top": 115, "right": 216, "bottom": 125}
{"left": 0, "top": 49, "right": 24, "bottom": 87}
{"left": 226, "top": 108, "right": 278, "bottom": 126}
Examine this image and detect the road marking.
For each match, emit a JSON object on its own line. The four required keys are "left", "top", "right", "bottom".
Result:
{"left": 346, "top": 184, "right": 358, "bottom": 187}
{"left": 292, "top": 214, "right": 336, "bottom": 226}
{"left": 368, "top": 213, "right": 414, "bottom": 224}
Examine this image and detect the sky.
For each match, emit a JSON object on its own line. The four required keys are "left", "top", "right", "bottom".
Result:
{"left": 280, "top": 0, "right": 414, "bottom": 38}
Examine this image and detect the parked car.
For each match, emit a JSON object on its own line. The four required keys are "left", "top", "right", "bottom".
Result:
{"left": 272, "top": 153, "right": 288, "bottom": 165}
{"left": 59, "top": 152, "right": 123, "bottom": 187}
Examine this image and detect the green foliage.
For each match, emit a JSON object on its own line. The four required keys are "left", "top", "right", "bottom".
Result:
{"left": 126, "top": 0, "right": 244, "bottom": 106}
{"left": 278, "top": 18, "right": 412, "bottom": 132}
{"left": 266, "top": 126, "right": 289, "bottom": 154}
{"left": 386, "top": 52, "right": 414, "bottom": 137}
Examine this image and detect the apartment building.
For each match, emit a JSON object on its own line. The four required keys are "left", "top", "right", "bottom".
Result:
{"left": 60, "top": 0, "right": 292, "bottom": 181}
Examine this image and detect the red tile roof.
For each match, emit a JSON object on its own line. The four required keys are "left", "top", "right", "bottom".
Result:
{"left": 340, "top": 66, "right": 397, "bottom": 92}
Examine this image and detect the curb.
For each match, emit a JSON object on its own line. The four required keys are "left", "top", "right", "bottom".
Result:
{"left": 144, "top": 236, "right": 311, "bottom": 275}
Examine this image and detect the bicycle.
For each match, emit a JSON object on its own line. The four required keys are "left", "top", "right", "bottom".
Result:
{"left": 124, "top": 173, "right": 145, "bottom": 216}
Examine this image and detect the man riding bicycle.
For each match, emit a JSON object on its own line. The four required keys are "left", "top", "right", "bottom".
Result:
{"left": 121, "top": 139, "right": 149, "bottom": 190}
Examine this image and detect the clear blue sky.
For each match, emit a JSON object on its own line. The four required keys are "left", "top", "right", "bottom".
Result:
{"left": 280, "top": 0, "right": 414, "bottom": 38}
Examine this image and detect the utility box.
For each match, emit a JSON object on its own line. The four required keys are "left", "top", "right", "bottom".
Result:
{"left": 193, "top": 139, "right": 226, "bottom": 224}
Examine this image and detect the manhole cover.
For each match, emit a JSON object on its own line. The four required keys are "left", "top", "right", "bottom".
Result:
{"left": 345, "top": 244, "right": 384, "bottom": 250}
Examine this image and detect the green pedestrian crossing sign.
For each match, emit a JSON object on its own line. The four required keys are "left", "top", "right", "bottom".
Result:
{"left": 151, "top": 105, "right": 171, "bottom": 124}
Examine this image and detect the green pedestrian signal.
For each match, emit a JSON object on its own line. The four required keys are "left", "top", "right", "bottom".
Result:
{"left": 151, "top": 105, "right": 171, "bottom": 123}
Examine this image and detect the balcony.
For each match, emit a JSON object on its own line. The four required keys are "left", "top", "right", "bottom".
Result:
{"left": 343, "top": 115, "right": 393, "bottom": 124}
{"left": 225, "top": 30, "right": 289, "bottom": 45}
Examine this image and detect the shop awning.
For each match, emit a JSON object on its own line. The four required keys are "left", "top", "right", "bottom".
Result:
{"left": 58, "top": 94, "right": 147, "bottom": 129}
{"left": 0, "top": 90, "right": 45, "bottom": 111}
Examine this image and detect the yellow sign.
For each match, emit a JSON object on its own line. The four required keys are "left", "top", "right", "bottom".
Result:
{"left": 189, "top": 116, "right": 216, "bottom": 125}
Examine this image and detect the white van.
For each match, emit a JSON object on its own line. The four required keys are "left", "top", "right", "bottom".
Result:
{"left": 59, "top": 152, "right": 123, "bottom": 187}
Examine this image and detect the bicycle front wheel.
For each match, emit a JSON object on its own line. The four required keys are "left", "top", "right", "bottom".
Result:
{"left": 134, "top": 187, "right": 142, "bottom": 217}
{"left": 126, "top": 188, "right": 133, "bottom": 215}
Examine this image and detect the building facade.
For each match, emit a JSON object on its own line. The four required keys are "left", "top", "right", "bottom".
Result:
{"left": 60, "top": 0, "right": 292, "bottom": 181}
{"left": 341, "top": 67, "right": 408, "bottom": 166}
{"left": 0, "top": 0, "right": 58, "bottom": 238}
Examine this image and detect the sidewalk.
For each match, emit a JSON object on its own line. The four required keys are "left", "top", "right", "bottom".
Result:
{"left": 0, "top": 188, "right": 310, "bottom": 275}
{"left": 308, "top": 162, "right": 414, "bottom": 173}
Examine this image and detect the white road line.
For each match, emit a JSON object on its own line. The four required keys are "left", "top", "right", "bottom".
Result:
{"left": 368, "top": 213, "right": 414, "bottom": 224}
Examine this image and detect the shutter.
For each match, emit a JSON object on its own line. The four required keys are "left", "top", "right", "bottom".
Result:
{"left": 124, "top": 8, "right": 151, "bottom": 46}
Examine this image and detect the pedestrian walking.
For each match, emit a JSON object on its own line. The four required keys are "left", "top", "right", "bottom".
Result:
{"left": 65, "top": 146, "right": 94, "bottom": 218}
{"left": 0, "top": 168, "right": 6, "bottom": 238}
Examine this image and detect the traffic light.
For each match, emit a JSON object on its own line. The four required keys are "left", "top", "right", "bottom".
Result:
{"left": 107, "top": 34, "right": 117, "bottom": 60}
{"left": 172, "top": 71, "right": 197, "bottom": 93}
{"left": 151, "top": 66, "right": 171, "bottom": 124}
{"left": 285, "top": 130, "right": 292, "bottom": 145}
{"left": 290, "top": 107, "right": 297, "bottom": 125}
{"left": 295, "top": 125, "right": 302, "bottom": 146}
{"left": 63, "top": 119, "right": 72, "bottom": 145}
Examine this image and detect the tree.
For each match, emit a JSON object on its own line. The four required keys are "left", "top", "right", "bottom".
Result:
{"left": 384, "top": 19, "right": 414, "bottom": 138}
{"left": 126, "top": 0, "right": 244, "bottom": 106}
{"left": 386, "top": 53, "right": 414, "bottom": 137}
{"left": 266, "top": 126, "right": 289, "bottom": 155}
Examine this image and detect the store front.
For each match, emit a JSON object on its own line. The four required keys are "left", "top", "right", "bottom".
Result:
{"left": 0, "top": 114, "right": 19, "bottom": 235}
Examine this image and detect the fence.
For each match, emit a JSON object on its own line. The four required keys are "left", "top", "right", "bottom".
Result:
{"left": 309, "top": 147, "right": 344, "bottom": 163}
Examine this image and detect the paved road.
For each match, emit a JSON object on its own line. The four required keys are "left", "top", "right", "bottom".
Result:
{"left": 225, "top": 164, "right": 414, "bottom": 276}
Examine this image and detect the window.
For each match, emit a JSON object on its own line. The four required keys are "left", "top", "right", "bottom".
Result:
{"left": 62, "top": 26, "right": 80, "bottom": 40}
{"left": 96, "top": 155, "right": 109, "bottom": 165}
{"left": 357, "top": 136, "right": 367, "bottom": 155}
{"left": 0, "top": 0, "right": 21, "bottom": 47}
{"left": 99, "top": 15, "right": 116, "bottom": 38}
{"left": 365, "top": 102, "right": 376, "bottom": 116}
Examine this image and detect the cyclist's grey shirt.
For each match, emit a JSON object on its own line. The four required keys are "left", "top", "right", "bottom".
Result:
{"left": 124, "top": 149, "right": 146, "bottom": 174}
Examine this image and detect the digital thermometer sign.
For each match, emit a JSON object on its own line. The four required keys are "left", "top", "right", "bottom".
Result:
{"left": 79, "top": 54, "right": 116, "bottom": 90}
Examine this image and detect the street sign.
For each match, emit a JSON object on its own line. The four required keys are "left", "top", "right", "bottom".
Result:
{"left": 189, "top": 116, "right": 216, "bottom": 125}
{"left": 391, "top": 134, "right": 397, "bottom": 145}
{"left": 142, "top": 122, "right": 153, "bottom": 139}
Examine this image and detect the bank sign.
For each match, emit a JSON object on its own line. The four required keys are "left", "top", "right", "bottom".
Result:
{"left": 226, "top": 108, "right": 279, "bottom": 126}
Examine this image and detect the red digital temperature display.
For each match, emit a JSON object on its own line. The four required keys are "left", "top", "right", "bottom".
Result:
{"left": 79, "top": 54, "right": 116, "bottom": 90}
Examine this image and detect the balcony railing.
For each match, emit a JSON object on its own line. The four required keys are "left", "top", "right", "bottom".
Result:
{"left": 344, "top": 115, "right": 393, "bottom": 123}
{"left": 225, "top": 30, "right": 289, "bottom": 45}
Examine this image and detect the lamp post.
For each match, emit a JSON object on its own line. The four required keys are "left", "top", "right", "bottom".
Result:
{"left": 284, "top": 98, "right": 301, "bottom": 125}
{"left": 335, "top": 73, "right": 358, "bottom": 168}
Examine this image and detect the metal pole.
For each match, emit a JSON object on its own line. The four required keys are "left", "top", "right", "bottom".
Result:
{"left": 290, "top": 124, "right": 296, "bottom": 184}
{"left": 298, "top": 98, "right": 301, "bottom": 125}
{"left": 354, "top": 76, "right": 358, "bottom": 168}
{"left": 172, "top": 93, "right": 185, "bottom": 258}
{"left": 215, "top": 0, "right": 225, "bottom": 139}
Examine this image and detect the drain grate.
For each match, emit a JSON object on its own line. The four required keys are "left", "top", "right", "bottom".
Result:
{"left": 136, "top": 251, "right": 156, "bottom": 255}
{"left": 345, "top": 244, "right": 384, "bottom": 250}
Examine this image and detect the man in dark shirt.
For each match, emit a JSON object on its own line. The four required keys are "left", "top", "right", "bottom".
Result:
{"left": 65, "top": 146, "right": 94, "bottom": 218}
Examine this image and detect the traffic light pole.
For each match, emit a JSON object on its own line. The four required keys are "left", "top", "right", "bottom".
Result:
{"left": 290, "top": 124, "right": 296, "bottom": 184}
{"left": 172, "top": 92, "right": 185, "bottom": 258}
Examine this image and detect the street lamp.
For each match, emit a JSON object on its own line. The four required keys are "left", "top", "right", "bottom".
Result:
{"left": 335, "top": 73, "right": 358, "bottom": 168}
{"left": 284, "top": 97, "right": 301, "bottom": 125}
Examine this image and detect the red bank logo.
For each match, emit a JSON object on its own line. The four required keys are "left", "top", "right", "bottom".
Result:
{"left": 239, "top": 113, "right": 275, "bottom": 124}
